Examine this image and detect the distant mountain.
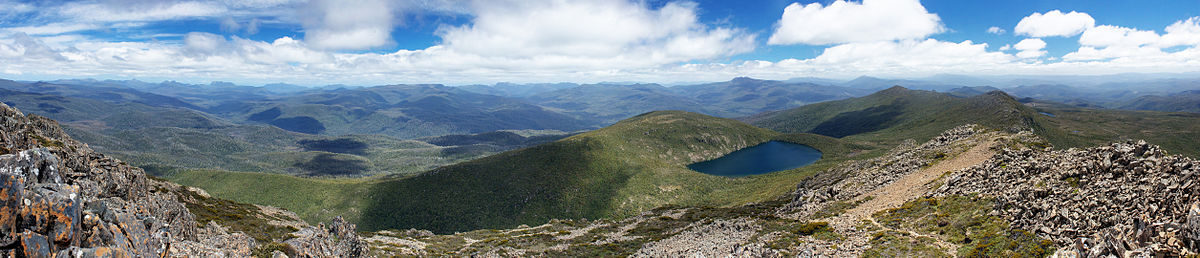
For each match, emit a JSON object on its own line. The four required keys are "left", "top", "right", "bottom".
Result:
{"left": 1118, "top": 90, "right": 1200, "bottom": 113}
{"left": 745, "top": 86, "right": 1035, "bottom": 142}
{"left": 1, "top": 79, "right": 204, "bottom": 110}
{"left": 840, "top": 76, "right": 965, "bottom": 91}
{"left": 225, "top": 84, "right": 590, "bottom": 138}
{"left": 525, "top": 83, "right": 715, "bottom": 124}
{"left": 0, "top": 82, "right": 538, "bottom": 177}
{"left": 945, "top": 86, "right": 1000, "bottom": 97}
{"left": 746, "top": 86, "right": 1200, "bottom": 156}
{"left": 669, "top": 77, "right": 868, "bottom": 117}
{"left": 457, "top": 82, "right": 579, "bottom": 97}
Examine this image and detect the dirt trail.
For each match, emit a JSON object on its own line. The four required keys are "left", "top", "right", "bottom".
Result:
{"left": 844, "top": 139, "right": 998, "bottom": 220}
{"left": 820, "top": 137, "right": 998, "bottom": 255}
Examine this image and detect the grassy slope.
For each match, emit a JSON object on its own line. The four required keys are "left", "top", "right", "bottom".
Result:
{"left": 747, "top": 86, "right": 1200, "bottom": 157}
{"left": 159, "top": 111, "right": 865, "bottom": 233}
{"left": 1027, "top": 104, "right": 1200, "bottom": 157}
{"left": 746, "top": 86, "right": 1034, "bottom": 146}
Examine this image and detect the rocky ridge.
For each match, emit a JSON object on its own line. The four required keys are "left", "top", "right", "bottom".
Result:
{"left": 784, "top": 124, "right": 994, "bottom": 218}
{"left": 0, "top": 103, "right": 367, "bottom": 257}
{"left": 934, "top": 139, "right": 1200, "bottom": 256}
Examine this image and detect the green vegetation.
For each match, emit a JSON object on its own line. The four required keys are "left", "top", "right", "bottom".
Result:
{"left": 157, "top": 111, "right": 868, "bottom": 234}
{"left": 872, "top": 195, "right": 1055, "bottom": 257}
{"left": 748, "top": 86, "right": 1200, "bottom": 157}
{"left": 862, "top": 231, "right": 951, "bottom": 258}
{"left": 149, "top": 177, "right": 304, "bottom": 257}
{"left": 357, "top": 111, "right": 864, "bottom": 233}
{"left": 153, "top": 169, "right": 373, "bottom": 225}
{"left": 1027, "top": 104, "right": 1200, "bottom": 157}
{"left": 748, "top": 87, "right": 1034, "bottom": 147}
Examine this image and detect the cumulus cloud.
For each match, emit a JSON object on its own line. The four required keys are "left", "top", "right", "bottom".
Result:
{"left": 3, "top": 1, "right": 1200, "bottom": 85}
{"left": 808, "top": 39, "right": 1013, "bottom": 70}
{"left": 1062, "top": 17, "right": 1200, "bottom": 62}
{"left": 436, "top": 0, "right": 755, "bottom": 68}
{"left": 987, "top": 26, "right": 1006, "bottom": 35}
{"left": 1013, "top": 38, "right": 1047, "bottom": 58}
{"left": 768, "top": 0, "right": 943, "bottom": 45}
{"left": 0, "top": 33, "right": 65, "bottom": 61}
{"left": 1161, "top": 17, "right": 1200, "bottom": 47}
{"left": 1079, "top": 25, "right": 1159, "bottom": 47}
{"left": 1015, "top": 10, "right": 1095, "bottom": 37}
{"left": 301, "top": 0, "right": 396, "bottom": 50}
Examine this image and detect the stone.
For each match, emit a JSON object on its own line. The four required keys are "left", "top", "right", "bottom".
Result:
{"left": 20, "top": 231, "right": 52, "bottom": 258}
{"left": 0, "top": 173, "right": 23, "bottom": 246}
{"left": 282, "top": 217, "right": 368, "bottom": 258}
{"left": 0, "top": 102, "right": 366, "bottom": 257}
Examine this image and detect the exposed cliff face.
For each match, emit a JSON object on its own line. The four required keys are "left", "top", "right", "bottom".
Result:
{"left": 0, "top": 103, "right": 366, "bottom": 257}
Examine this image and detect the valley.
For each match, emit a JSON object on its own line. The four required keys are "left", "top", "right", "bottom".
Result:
{"left": 2, "top": 76, "right": 1200, "bottom": 257}
{"left": 6, "top": 1, "right": 1200, "bottom": 256}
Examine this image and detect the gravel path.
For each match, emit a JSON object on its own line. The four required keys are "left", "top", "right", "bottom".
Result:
{"left": 845, "top": 138, "right": 997, "bottom": 219}
{"left": 821, "top": 136, "right": 998, "bottom": 256}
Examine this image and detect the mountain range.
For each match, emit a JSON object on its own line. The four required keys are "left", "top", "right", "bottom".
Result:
{"left": 4, "top": 75, "right": 1200, "bottom": 256}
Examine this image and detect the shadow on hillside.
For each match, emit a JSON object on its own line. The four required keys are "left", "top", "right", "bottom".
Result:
{"left": 811, "top": 102, "right": 905, "bottom": 138}
{"left": 357, "top": 138, "right": 631, "bottom": 234}
{"left": 298, "top": 138, "right": 368, "bottom": 155}
{"left": 294, "top": 153, "right": 368, "bottom": 176}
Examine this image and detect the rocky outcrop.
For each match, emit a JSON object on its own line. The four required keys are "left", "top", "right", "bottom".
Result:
{"left": 784, "top": 124, "right": 994, "bottom": 217}
{"left": 280, "top": 216, "right": 367, "bottom": 258}
{"left": 0, "top": 103, "right": 367, "bottom": 257}
{"left": 632, "top": 218, "right": 778, "bottom": 257}
{"left": 0, "top": 101, "right": 210, "bottom": 256}
{"left": 935, "top": 140, "right": 1200, "bottom": 256}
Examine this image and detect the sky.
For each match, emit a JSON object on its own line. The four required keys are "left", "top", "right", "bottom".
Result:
{"left": 1, "top": 0, "right": 1199, "bottom": 86}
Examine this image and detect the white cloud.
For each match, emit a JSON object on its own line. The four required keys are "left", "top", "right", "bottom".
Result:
{"left": 807, "top": 39, "right": 1013, "bottom": 70}
{"left": 0, "top": 33, "right": 65, "bottom": 61}
{"left": 1013, "top": 38, "right": 1047, "bottom": 58}
{"left": 1063, "top": 17, "right": 1200, "bottom": 61}
{"left": 301, "top": 0, "right": 395, "bottom": 50}
{"left": 1015, "top": 10, "right": 1095, "bottom": 37}
{"left": 1079, "top": 25, "right": 1159, "bottom": 47}
{"left": 59, "top": 1, "right": 228, "bottom": 23}
{"left": 184, "top": 32, "right": 228, "bottom": 55}
{"left": 1161, "top": 17, "right": 1200, "bottom": 47}
{"left": 436, "top": 0, "right": 755, "bottom": 68}
{"left": 768, "top": 0, "right": 943, "bottom": 45}
{"left": 4, "top": 1, "right": 1200, "bottom": 85}
{"left": 246, "top": 18, "right": 262, "bottom": 35}
{"left": 987, "top": 26, "right": 1006, "bottom": 35}
{"left": 5, "top": 23, "right": 101, "bottom": 36}
{"left": 220, "top": 17, "right": 241, "bottom": 33}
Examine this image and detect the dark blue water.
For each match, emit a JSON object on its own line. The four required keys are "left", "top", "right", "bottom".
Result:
{"left": 1040, "top": 112, "right": 1056, "bottom": 117}
{"left": 687, "top": 141, "right": 822, "bottom": 177}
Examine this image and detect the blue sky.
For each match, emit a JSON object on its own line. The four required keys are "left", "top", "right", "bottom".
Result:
{"left": 1, "top": 0, "right": 1199, "bottom": 85}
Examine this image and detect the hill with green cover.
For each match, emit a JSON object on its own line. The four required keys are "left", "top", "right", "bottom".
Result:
{"left": 745, "top": 86, "right": 1034, "bottom": 144}
{"left": 746, "top": 86, "right": 1200, "bottom": 157}
{"left": 155, "top": 111, "right": 862, "bottom": 233}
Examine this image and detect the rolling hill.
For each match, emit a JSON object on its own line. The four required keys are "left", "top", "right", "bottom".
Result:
{"left": 745, "top": 86, "right": 1035, "bottom": 144}
{"left": 1117, "top": 90, "right": 1200, "bottom": 113}
{"left": 525, "top": 83, "right": 717, "bottom": 124}
{"left": 747, "top": 86, "right": 1200, "bottom": 157}
{"left": 0, "top": 87, "right": 511, "bottom": 177}
{"left": 222, "top": 84, "right": 590, "bottom": 138}
{"left": 158, "top": 111, "right": 863, "bottom": 233}
{"left": 668, "top": 77, "right": 867, "bottom": 116}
